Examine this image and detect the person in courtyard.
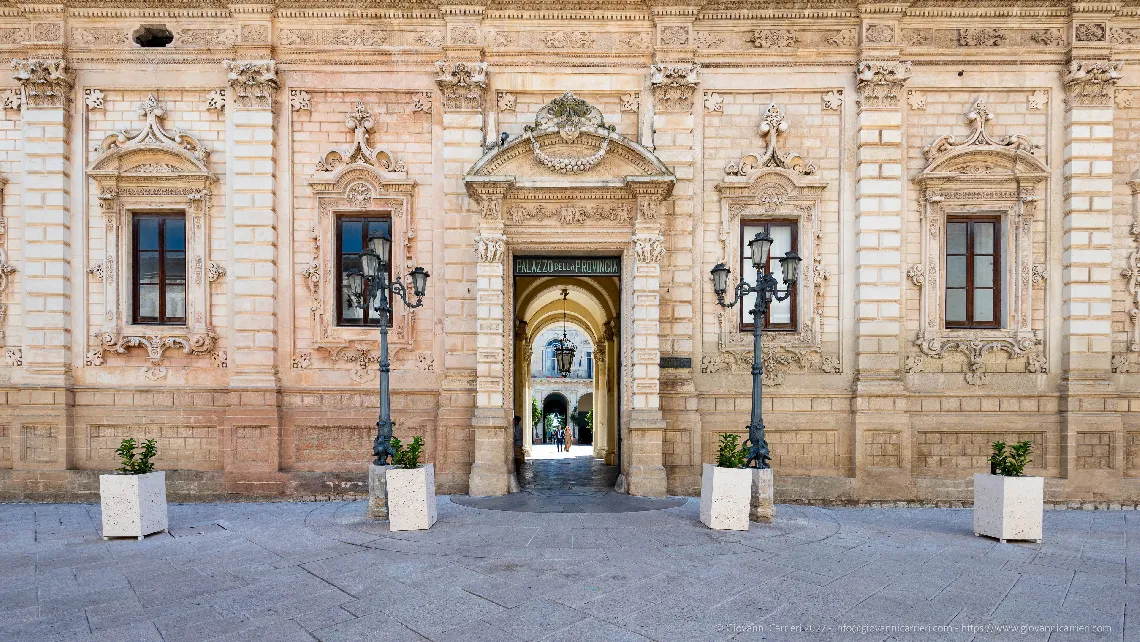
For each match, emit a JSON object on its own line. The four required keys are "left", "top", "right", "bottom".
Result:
{"left": 555, "top": 426, "right": 565, "bottom": 452}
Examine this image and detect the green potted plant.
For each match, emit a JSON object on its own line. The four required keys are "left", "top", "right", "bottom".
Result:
{"left": 699, "top": 433, "right": 752, "bottom": 531}
{"left": 384, "top": 436, "right": 437, "bottom": 531}
{"left": 974, "top": 440, "right": 1042, "bottom": 543}
{"left": 99, "top": 438, "right": 168, "bottom": 540}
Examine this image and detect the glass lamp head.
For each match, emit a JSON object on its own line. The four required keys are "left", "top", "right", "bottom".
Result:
{"left": 779, "top": 251, "right": 802, "bottom": 284}
{"left": 554, "top": 339, "right": 576, "bottom": 377}
{"left": 710, "top": 262, "right": 730, "bottom": 296}
{"left": 749, "top": 232, "right": 774, "bottom": 270}
{"left": 346, "top": 270, "right": 365, "bottom": 300}
{"left": 369, "top": 233, "right": 392, "bottom": 264}
{"left": 409, "top": 266, "right": 429, "bottom": 297}
{"left": 360, "top": 250, "right": 380, "bottom": 279}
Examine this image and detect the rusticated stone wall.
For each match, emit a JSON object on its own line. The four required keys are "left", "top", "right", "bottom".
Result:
{"left": 0, "top": 1, "right": 1139, "bottom": 505}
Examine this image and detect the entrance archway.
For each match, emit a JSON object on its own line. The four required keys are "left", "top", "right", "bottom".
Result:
{"left": 515, "top": 274, "right": 618, "bottom": 491}
{"left": 464, "top": 91, "right": 675, "bottom": 498}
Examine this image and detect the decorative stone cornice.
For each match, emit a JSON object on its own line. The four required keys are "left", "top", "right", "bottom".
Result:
{"left": 223, "top": 59, "right": 279, "bottom": 109}
{"left": 315, "top": 100, "right": 406, "bottom": 174}
{"left": 11, "top": 58, "right": 72, "bottom": 108}
{"left": 1062, "top": 60, "right": 1123, "bottom": 107}
{"left": 96, "top": 93, "right": 210, "bottom": 164}
{"left": 434, "top": 60, "right": 488, "bottom": 111}
{"left": 855, "top": 60, "right": 911, "bottom": 109}
{"left": 649, "top": 63, "right": 700, "bottom": 112}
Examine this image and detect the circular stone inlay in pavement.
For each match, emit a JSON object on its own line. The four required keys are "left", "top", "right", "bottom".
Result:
{"left": 451, "top": 492, "right": 688, "bottom": 513}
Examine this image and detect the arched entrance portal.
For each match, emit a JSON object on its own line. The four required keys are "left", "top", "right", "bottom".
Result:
{"left": 516, "top": 275, "right": 618, "bottom": 490}
{"left": 464, "top": 91, "right": 674, "bottom": 498}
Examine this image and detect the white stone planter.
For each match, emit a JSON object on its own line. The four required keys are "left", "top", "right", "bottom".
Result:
{"left": 386, "top": 463, "right": 438, "bottom": 531}
{"left": 973, "top": 473, "right": 1043, "bottom": 543}
{"left": 99, "top": 471, "right": 168, "bottom": 540}
{"left": 699, "top": 463, "right": 751, "bottom": 531}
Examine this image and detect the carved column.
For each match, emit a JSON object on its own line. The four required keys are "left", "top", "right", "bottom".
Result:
{"left": 1059, "top": 60, "right": 1123, "bottom": 480}
{"left": 605, "top": 319, "right": 619, "bottom": 466}
{"left": 223, "top": 60, "right": 283, "bottom": 481}
{"left": 469, "top": 185, "right": 513, "bottom": 496}
{"left": 624, "top": 193, "right": 669, "bottom": 497}
{"left": 12, "top": 59, "right": 73, "bottom": 471}
{"left": 592, "top": 346, "right": 607, "bottom": 460}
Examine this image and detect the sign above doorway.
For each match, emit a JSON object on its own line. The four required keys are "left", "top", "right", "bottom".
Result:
{"left": 514, "top": 256, "right": 620, "bottom": 277}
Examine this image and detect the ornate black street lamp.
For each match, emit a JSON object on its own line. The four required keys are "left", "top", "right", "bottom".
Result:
{"left": 357, "top": 232, "right": 430, "bottom": 465}
{"left": 554, "top": 288, "right": 576, "bottom": 377}
{"left": 710, "top": 232, "right": 801, "bottom": 469}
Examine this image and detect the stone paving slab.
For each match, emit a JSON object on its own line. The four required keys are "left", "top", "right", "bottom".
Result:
{"left": 0, "top": 498, "right": 1132, "bottom": 641}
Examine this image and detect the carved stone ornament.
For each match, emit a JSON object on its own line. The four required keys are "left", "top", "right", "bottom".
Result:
{"left": 1062, "top": 61, "right": 1124, "bottom": 107}
{"left": 223, "top": 60, "right": 279, "bottom": 109}
{"left": 306, "top": 107, "right": 417, "bottom": 357}
{"left": 1124, "top": 173, "right": 1140, "bottom": 353}
{"left": 915, "top": 102, "right": 1049, "bottom": 384}
{"left": 0, "top": 177, "right": 10, "bottom": 347}
{"left": 725, "top": 104, "right": 817, "bottom": 177}
{"left": 715, "top": 145, "right": 832, "bottom": 378}
{"left": 752, "top": 29, "right": 795, "bottom": 49}
{"left": 700, "top": 344, "right": 840, "bottom": 386}
{"left": 633, "top": 235, "right": 665, "bottom": 264}
{"left": 855, "top": 60, "right": 912, "bottom": 109}
{"left": 924, "top": 100, "right": 1039, "bottom": 161}
{"left": 207, "top": 262, "right": 226, "bottom": 283}
{"left": 290, "top": 89, "right": 311, "bottom": 112}
{"left": 822, "top": 91, "right": 842, "bottom": 111}
{"left": 475, "top": 234, "right": 505, "bottom": 263}
{"left": 704, "top": 92, "right": 723, "bottom": 113}
{"left": 434, "top": 60, "right": 488, "bottom": 112}
{"left": 524, "top": 91, "right": 616, "bottom": 175}
{"left": 620, "top": 93, "right": 639, "bottom": 112}
{"left": 205, "top": 89, "right": 225, "bottom": 112}
{"left": 650, "top": 63, "right": 700, "bottom": 112}
{"left": 85, "top": 88, "right": 105, "bottom": 110}
{"left": 11, "top": 59, "right": 73, "bottom": 108}
{"left": 315, "top": 101, "right": 406, "bottom": 174}
{"left": 412, "top": 92, "right": 432, "bottom": 114}
{"left": 864, "top": 24, "right": 895, "bottom": 44}
{"left": 4, "top": 347, "right": 21, "bottom": 367}
{"left": 88, "top": 93, "right": 219, "bottom": 370}
{"left": 1027, "top": 90, "right": 1048, "bottom": 110}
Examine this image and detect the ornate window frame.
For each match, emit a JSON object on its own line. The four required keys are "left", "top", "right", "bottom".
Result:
{"left": 912, "top": 100, "right": 1048, "bottom": 384}
{"left": 303, "top": 100, "right": 417, "bottom": 364}
{"left": 706, "top": 104, "right": 837, "bottom": 383}
{"left": 87, "top": 94, "right": 219, "bottom": 377}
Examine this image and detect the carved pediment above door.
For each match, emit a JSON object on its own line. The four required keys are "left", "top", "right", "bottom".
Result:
{"left": 466, "top": 92, "right": 675, "bottom": 247}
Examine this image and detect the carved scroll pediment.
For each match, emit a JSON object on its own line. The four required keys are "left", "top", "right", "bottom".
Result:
{"left": 90, "top": 94, "right": 212, "bottom": 178}
{"left": 725, "top": 104, "right": 817, "bottom": 177}
{"left": 467, "top": 92, "right": 672, "bottom": 183}
{"left": 920, "top": 100, "right": 1047, "bottom": 180}
{"left": 314, "top": 100, "right": 407, "bottom": 177}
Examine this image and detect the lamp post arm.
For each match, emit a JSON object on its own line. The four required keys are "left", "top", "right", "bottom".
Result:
{"left": 390, "top": 279, "right": 425, "bottom": 310}
{"left": 716, "top": 280, "right": 753, "bottom": 309}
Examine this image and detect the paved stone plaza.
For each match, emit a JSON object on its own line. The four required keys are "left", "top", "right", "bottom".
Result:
{"left": 0, "top": 496, "right": 1131, "bottom": 642}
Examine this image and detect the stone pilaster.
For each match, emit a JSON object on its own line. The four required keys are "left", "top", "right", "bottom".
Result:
{"left": 625, "top": 199, "right": 668, "bottom": 496}
{"left": 14, "top": 59, "right": 73, "bottom": 382}
{"left": 1060, "top": 61, "right": 1119, "bottom": 381}
{"left": 467, "top": 177, "right": 513, "bottom": 496}
{"left": 1059, "top": 60, "right": 1123, "bottom": 482}
{"left": 851, "top": 59, "right": 911, "bottom": 495}
{"left": 11, "top": 59, "right": 74, "bottom": 472}
{"left": 852, "top": 60, "right": 910, "bottom": 387}
{"left": 223, "top": 60, "right": 282, "bottom": 486}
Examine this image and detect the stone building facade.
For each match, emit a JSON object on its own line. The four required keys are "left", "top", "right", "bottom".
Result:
{"left": 1, "top": 0, "right": 1139, "bottom": 503}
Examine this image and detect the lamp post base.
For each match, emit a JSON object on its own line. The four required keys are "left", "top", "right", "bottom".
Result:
{"left": 751, "top": 467, "right": 775, "bottom": 522}
{"left": 366, "top": 464, "right": 396, "bottom": 519}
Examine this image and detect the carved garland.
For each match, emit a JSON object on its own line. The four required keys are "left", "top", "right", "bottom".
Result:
{"left": 913, "top": 100, "right": 1047, "bottom": 385}
{"left": 708, "top": 105, "right": 835, "bottom": 384}
{"left": 305, "top": 100, "right": 418, "bottom": 363}
{"left": 0, "top": 178, "right": 10, "bottom": 348}
{"left": 87, "top": 94, "right": 219, "bottom": 377}
{"left": 525, "top": 91, "right": 615, "bottom": 175}
{"left": 1117, "top": 174, "right": 1140, "bottom": 373}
